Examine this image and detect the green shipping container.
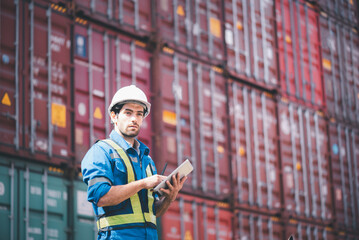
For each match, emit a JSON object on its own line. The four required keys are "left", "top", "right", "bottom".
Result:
{"left": 73, "top": 178, "right": 97, "bottom": 240}
{"left": 0, "top": 156, "right": 69, "bottom": 240}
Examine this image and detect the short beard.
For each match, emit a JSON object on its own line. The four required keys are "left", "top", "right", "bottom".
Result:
{"left": 120, "top": 130, "right": 139, "bottom": 138}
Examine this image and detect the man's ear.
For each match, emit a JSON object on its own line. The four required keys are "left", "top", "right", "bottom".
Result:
{"left": 110, "top": 111, "right": 117, "bottom": 124}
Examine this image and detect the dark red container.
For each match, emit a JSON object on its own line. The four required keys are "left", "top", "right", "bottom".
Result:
{"left": 155, "top": 0, "right": 225, "bottom": 64}
{"left": 312, "top": 0, "right": 358, "bottom": 27}
{"left": 320, "top": 15, "right": 359, "bottom": 124}
{"left": 223, "top": 0, "right": 278, "bottom": 89}
{"left": 328, "top": 122, "right": 359, "bottom": 232}
{"left": 74, "top": 23, "right": 152, "bottom": 165}
{"left": 233, "top": 211, "right": 283, "bottom": 239}
{"left": 1, "top": 1, "right": 73, "bottom": 166}
{"left": 227, "top": 80, "right": 281, "bottom": 212}
{"left": 151, "top": 50, "right": 231, "bottom": 200}
{"left": 0, "top": 0, "right": 22, "bottom": 153}
{"left": 284, "top": 219, "right": 336, "bottom": 240}
{"left": 276, "top": 0, "right": 324, "bottom": 108}
{"left": 73, "top": 0, "right": 152, "bottom": 37}
{"left": 278, "top": 99, "right": 333, "bottom": 223}
{"left": 160, "top": 194, "right": 233, "bottom": 240}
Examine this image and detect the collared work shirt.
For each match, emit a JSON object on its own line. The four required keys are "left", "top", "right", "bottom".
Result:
{"left": 81, "top": 130, "right": 159, "bottom": 240}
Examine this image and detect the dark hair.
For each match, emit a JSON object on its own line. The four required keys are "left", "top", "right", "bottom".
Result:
{"left": 111, "top": 101, "right": 147, "bottom": 115}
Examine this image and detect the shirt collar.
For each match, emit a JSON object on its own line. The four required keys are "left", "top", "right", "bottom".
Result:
{"left": 109, "top": 130, "right": 150, "bottom": 155}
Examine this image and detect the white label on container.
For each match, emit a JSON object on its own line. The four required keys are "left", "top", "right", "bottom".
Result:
{"left": 77, "top": 190, "right": 94, "bottom": 216}
{"left": 335, "top": 188, "right": 342, "bottom": 201}
{"left": 0, "top": 182, "right": 5, "bottom": 196}
{"left": 28, "top": 227, "right": 42, "bottom": 235}
{"left": 47, "top": 198, "right": 57, "bottom": 207}
{"left": 93, "top": 89, "right": 104, "bottom": 98}
{"left": 63, "top": 191, "right": 68, "bottom": 201}
{"left": 341, "top": 146, "right": 346, "bottom": 157}
{"left": 267, "top": 47, "right": 273, "bottom": 60}
{"left": 78, "top": 102, "right": 86, "bottom": 116}
{"left": 30, "top": 186, "right": 42, "bottom": 196}
{"left": 48, "top": 189, "right": 62, "bottom": 199}
{"left": 60, "top": 149, "right": 68, "bottom": 157}
{"left": 280, "top": 113, "right": 290, "bottom": 135}
{"left": 48, "top": 228, "right": 59, "bottom": 238}
{"left": 286, "top": 173, "right": 294, "bottom": 189}
{"left": 225, "top": 29, "right": 234, "bottom": 46}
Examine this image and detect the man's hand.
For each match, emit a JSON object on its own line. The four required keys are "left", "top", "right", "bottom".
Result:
{"left": 142, "top": 174, "right": 167, "bottom": 189}
{"left": 160, "top": 173, "right": 187, "bottom": 202}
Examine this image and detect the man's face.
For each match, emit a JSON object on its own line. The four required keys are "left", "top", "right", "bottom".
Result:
{"left": 112, "top": 103, "right": 144, "bottom": 138}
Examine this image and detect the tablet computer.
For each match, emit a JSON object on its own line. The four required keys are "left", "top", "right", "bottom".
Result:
{"left": 153, "top": 159, "right": 193, "bottom": 195}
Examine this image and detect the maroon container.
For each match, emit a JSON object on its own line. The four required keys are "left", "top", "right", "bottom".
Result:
{"left": 276, "top": 0, "right": 324, "bottom": 109}
{"left": 151, "top": 50, "right": 230, "bottom": 199}
{"left": 161, "top": 194, "right": 233, "bottom": 240}
{"left": 155, "top": 0, "right": 225, "bottom": 64}
{"left": 223, "top": 0, "right": 278, "bottom": 89}
{"left": 74, "top": 23, "right": 152, "bottom": 165}
{"left": 312, "top": 0, "right": 358, "bottom": 27}
{"left": 328, "top": 122, "right": 359, "bottom": 232}
{"left": 233, "top": 211, "right": 283, "bottom": 240}
{"left": 0, "top": 0, "right": 22, "bottom": 153}
{"left": 278, "top": 100, "right": 333, "bottom": 223}
{"left": 284, "top": 219, "right": 336, "bottom": 240}
{"left": 73, "top": 0, "right": 152, "bottom": 37}
{"left": 1, "top": 1, "right": 74, "bottom": 166}
{"left": 227, "top": 80, "right": 281, "bottom": 212}
{"left": 320, "top": 15, "right": 359, "bottom": 124}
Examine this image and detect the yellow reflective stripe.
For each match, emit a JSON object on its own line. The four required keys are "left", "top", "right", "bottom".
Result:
{"left": 145, "top": 165, "right": 156, "bottom": 225}
{"left": 97, "top": 212, "right": 145, "bottom": 228}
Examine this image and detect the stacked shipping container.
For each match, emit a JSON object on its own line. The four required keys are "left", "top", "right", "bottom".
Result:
{"left": 1, "top": 0, "right": 359, "bottom": 239}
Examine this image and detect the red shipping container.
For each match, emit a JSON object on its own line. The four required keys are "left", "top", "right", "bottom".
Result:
{"left": 1, "top": 1, "right": 73, "bottom": 166}
{"left": 73, "top": 0, "right": 152, "bottom": 37}
{"left": 224, "top": 0, "right": 278, "bottom": 88}
{"left": 233, "top": 211, "right": 283, "bottom": 239}
{"left": 278, "top": 100, "right": 333, "bottom": 223}
{"left": 155, "top": 0, "right": 224, "bottom": 64}
{"left": 276, "top": 0, "right": 324, "bottom": 108}
{"left": 152, "top": 51, "right": 230, "bottom": 199}
{"left": 320, "top": 16, "right": 359, "bottom": 124}
{"left": 74, "top": 23, "right": 152, "bottom": 165}
{"left": 227, "top": 81, "right": 281, "bottom": 212}
{"left": 160, "top": 194, "right": 233, "bottom": 240}
{"left": 284, "top": 219, "right": 336, "bottom": 240}
{"left": 0, "top": 0, "right": 22, "bottom": 152}
{"left": 328, "top": 123, "right": 359, "bottom": 232}
{"left": 312, "top": 0, "right": 358, "bottom": 27}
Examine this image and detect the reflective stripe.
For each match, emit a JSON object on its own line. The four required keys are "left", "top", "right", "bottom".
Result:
{"left": 97, "top": 139, "right": 156, "bottom": 229}
{"left": 88, "top": 177, "right": 112, "bottom": 187}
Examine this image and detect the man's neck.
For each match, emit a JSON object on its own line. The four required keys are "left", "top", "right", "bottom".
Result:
{"left": 115, "top": 129, "right": 135, "bottom": 146}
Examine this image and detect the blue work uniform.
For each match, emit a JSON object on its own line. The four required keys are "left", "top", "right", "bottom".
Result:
{"left": 81, "top": 130, "right": 159, "bottom": 240}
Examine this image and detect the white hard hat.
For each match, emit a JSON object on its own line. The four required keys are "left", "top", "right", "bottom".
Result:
{"left": 108, "top": 85, "right": 151, "bottom": 118}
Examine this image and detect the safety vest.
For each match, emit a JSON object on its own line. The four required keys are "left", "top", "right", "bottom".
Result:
{"left": 96, "top": 139, "right": 157, "bottom": 231}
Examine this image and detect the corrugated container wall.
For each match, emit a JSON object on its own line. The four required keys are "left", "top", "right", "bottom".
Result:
{"left": 233, "top": 211, "right": 284, "bottom": 239}
{"left": 1, "top": 1, "right": 73, "bottom": 166}
{"left": 224, "top": 0, "right": 278, "bottom": 89}
{"left": 328, "top": 122, "right": 359, "bottom": 232}
{"left": 227, "top": 81, "right": 281, "bottom": 212}
{"left": 320, "top": 15, "right": 359, "bottom": 125}
{"left": 276, "top": 0, "right": 324, "bottom": 109}
{"left": 74, "top": 22, "right": 152, "bottom": 165}
{"left": 0, "top": 156, "right": 69, "bottom": 240}
{"left": 278, "top": 100, "right": 333, "bottom": 223}
{"left": 310, "top": 0, "right": 359, "bottom": 27}
{"left": 160, "top": 194, "right": 233, "bottom": 240}
{"left": 73, "top": 0, "right": 153, "bottom": 37}
{"left": 155, "top": 0, "right": 225, "bottom": 65}
{"left": 284, "top": 220, "right": 337, "bottom": 240}
{"left": 152, "top": 50, "right": 231, "bottom": 200}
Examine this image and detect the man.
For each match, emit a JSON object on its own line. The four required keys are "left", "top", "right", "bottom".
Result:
{"left": 81, "top": 85, "right": 187, "bottom": 239}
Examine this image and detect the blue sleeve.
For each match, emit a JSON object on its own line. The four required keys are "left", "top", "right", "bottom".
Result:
{"left": 81, "top": 143, "right": 114, "bottom": 205}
